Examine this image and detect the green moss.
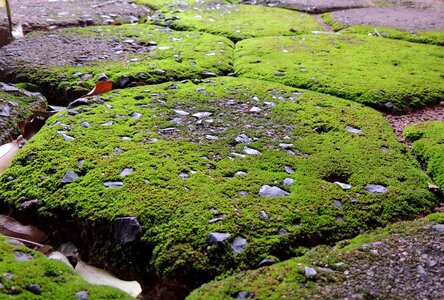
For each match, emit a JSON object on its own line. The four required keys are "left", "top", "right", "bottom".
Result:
{"left": 404, "top": 121, "right": 444, "bottom": 189}
{"left": 0, "top": 77, "right": 436, "bottom": 285}
{"left": 138, "top": 0, "right": 322, "bottom": 41}
{"left": 321, "top": 13, "right": 348, "bottom": 31}
{"left": 0, "top": 235, "right": 132, "bottom": 299}
{"left": 235, "top": 34, "right": 444, "bottom": 112}
{"left": 6, "top": 24, "right": 234, "bottom": 103}
{"left": 187, "top": 217, "right": 439, "bottom": 299}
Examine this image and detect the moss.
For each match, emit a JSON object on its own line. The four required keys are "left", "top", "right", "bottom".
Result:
{"left": 4, "top": 24, "right": 234, "bottom": 104}
{"left": 187, "top": 217, "right": 440, "bottom": 299}
{"left": 235, "top": 34, "right": 444, "bottom": 112}
{"left": 321, "top": 13, "right": 348, "bottom": 32}
{"left": 137, "top": 0, "right": 322, "bottom": 41}
{"left": 0, "top": 235, "right": 132, "bottom": 299}
{"left": 404, "top": 121, "right": 444, "bottom": 189}
{"left": 0, "top": 77, "right": 436, "bottom": 286}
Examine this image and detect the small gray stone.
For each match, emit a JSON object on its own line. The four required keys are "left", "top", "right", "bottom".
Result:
{"left": 174, "top": 110, "right": 189, "bottom": 117}
{"left": 130, "top": 112, "right": 142, "bottom": 120}
{"left": 259, "top": 185, "right": 290, "bottom": 197}
{"left": 235, "top": 134, "right": 253, "bottom": 144}
{"left": 284, "top": 166, "right": 294, "bottom": 174}
{"left": 178, "top": 172, "right": 190, "bottom": 179}
{"left": 206, "top": 135, "right": 219, "bottom": 140}
{"left": 334, "top": 181, "right": 352, "bottom": 190}
{"left": 305, "top": 266, "right": 317, "bottom": 278}
{"left": 333, "top": 200, "right": 343, "bottom": 208}
{"left": 432, "top": 224, "right": 444, "bottom": 233}
{"left": 260, "top": 210, "right": 270, "bottom": 222}
{"left": 249, "top": 106, "right": 261, "bottom": 113}
{"left": 62, "top": 134, "right": 75, "bottom": 141}
{"left": 113, "top": 217, "right": 142, "bottom": 244}
{"left": 208, "top": 232, "right": 231, "bottom": 244}
{"left": 427, "top": 260, "right": 438, "bottom": 267}
{"left": 243, "top": 146, "right": 261, "bottom": 155}
{"left": 235, "top": 171, "right": 247, "bottom": 176}
{"left": 97, "top": 73, "right": 108, "bottom": 81}
{"left": 120, "top": 168, "right": 134, "bottom": 177}
{"left": 0, "top": 105, "right": 10, "bottom": 117}
{"left": 192, "top": 112, "right": 212, "bottom": 119}
{"left": 237, "top": 191, "right": 249, "bottom": 197}
{"left": 14, "top": 251, "right": 33, "bottom": 261}
{"left": 19, "top": 199, "right": 38, "bottom": 210}
{"left": 116, "top": 75, "right": 131, "bottom": 88}
{"left": 155, "top": 70, "right": 167, "bottom": 76}
{"left": 61, "top": 171, "right": 79, "bottom": 184}
{"left": 345, "top": 126, "right": 362, "bottom": 134}
{"left": 279, "top": 143, "right": 293, "bottom": 149}
{"left": 103, "top": 181, "right": 123, "bottom": 188}
{"left": 209, "top": 214, "right": 226, "bottom": 224}
{"left": 235, "top": 291, "right": 254, "bottom": 300}
{"left": 416, "top": 265, "right": 427, "bottom": 277}
{"left": 101, "top": 121, "right": 113, "bottom": 126}
{"left": 201, "top": 71, "right": 217, "bottom": 78}
{"left": 80, "top": 122, "right": 90, "bottom": 128}
{"left": 78, "top": 160, "right": 85, "bottom": 169}
{"left": 75, "top": 291, "right": 89, "bottom": 300}
{"left": 231, "top": 236, "right": 248, "bottom": 253}
{"left": 365, "top": 184, "right": 388, "bottom": 194}
{"left": 283, "top": 178, "right": 294, "bottom": 188}
{"left": 27, "top": 284, "right": 41, "bottom": 295}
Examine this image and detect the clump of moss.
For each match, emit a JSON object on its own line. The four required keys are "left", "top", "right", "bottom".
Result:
{"left": 0, "top": 77, "right": 436, "bottom": 288}
{"left": 235, "top": 34, "right": 444, "bottom": 112}
{"left": 0, "top": 235, "right": 132, "bottom": 299}
{"left": 137, "top": 0, "right": 322, "bottom": 41}
{"left": 404, "top": 121, "right": 444, "bottom": 189}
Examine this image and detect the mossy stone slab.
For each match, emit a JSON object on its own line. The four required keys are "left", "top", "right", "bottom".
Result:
{"left": 0, "top": 24, "right": 234, "bottom": 104}
{"left": 234, "top": 34, "right": 444, "bottom": 112}
{"left": 187, "top": 214, "right": 444, "bottom": 299}
{"left": 404, "top": 121, "right": 444, "bottom": 189}
{"left": 0, "top": 77, "right": 436, "bottom": 286}
{"left": 137, "top": 0, "right": 323, "bottom": 41}
{"left": 0, "top": 235, "right": 132, "bottom": 299}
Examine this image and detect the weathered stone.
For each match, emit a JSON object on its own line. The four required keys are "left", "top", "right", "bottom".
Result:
{"left": 243, "top": 146, "right": 261, "bottom": 155}
{"left": 120, "top": 168, "right": 134, "bottom": 177}
{"left": 305, "top": 266, "right": 317, "bottom": 278}
{"left": 61, "top": 171, "right": 79, "bottom": 184}
{"left": 27, "top": 284, "right": 41, "bottom": 295}
{"left": 235, "top": 134, "right": 253, "bottom": 144}
{"left": 14, "top": 251, "right": 33, "bottom": 261}
{"left": 113, "top": 217, "right": 142, "bottom": 244}
{"left": 259, "top": 185, "right": 290, "bottom": 197}
{"left": 208, "top": 232, "right": 231, "bottom": 244}
{"left": 75, "top": 291, "right": 89, "bottom": 300}
{"left": 260, "top": 210, "right": 270, "bottom": 222}
{"left": 257, "top": 258, "right": 275, "bottom": 268}
{"left": 432, "top": 224, "right": 444, "bottom": 233}
{"left": 80, "top": 121, "right": 90, "bottom": 128}
{"left": 334, "top": 181, "right": 352, "bottom": 190}
{"left": 231, "top": 236, "right": 248, "bottom": 253}
{"left": 365, "top": 184, "right": 388, "bottom": 194}
{"left": 345, "top": 126, "right": 362, "bottom": 134}
{"left": 283, "top": 178, "right": 294, "bottom": 188}
{"left": 103, "top": 181, "right": 123, "bottom": 188}
{"left": 235, "top": 291, "right": 254, "bottom": 300}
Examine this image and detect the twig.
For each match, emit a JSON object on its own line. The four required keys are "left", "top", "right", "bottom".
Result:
{"left": 3, "top": 235, "right": 45, "bottom": 248}
{"left": 374, "top": 28, "right": 381, "bottom": 38}
{"left": 5, "top": 0, "right": 13, "bottom": 39}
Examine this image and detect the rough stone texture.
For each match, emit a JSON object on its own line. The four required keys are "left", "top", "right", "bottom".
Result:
{"left": 1, "top": 0, "right": 149, "bottom": 34}
{"left": 113, "top": 217, "right": 143, "bottom": 245}
{"left": 330, "top": 7, "right": 444, "bottom": 31}
{"left": 240, "top": 0, "right": 373, "bottom": 13}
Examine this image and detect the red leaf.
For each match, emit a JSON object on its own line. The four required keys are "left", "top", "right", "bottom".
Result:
{"left": 84, "top": 80, "right": 113, "bottom": 96}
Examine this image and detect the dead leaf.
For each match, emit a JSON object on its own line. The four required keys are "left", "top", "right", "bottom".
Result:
{"left": 0, "top": 215, "right": 48, "bottom": 244}
{"left": 0, "top": 138, "right": 20, "bottom": 174}
{"left": 18, "top": 116, "right": 46, "bottom": 140}
{"left": 75, "top": 260, "right": 142, "bottom": 298}
{"left": 83, "top": 80, "right": 113, "bottom": 97}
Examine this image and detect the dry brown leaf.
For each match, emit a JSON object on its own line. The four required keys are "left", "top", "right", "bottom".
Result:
{"left": 0, "top": 215, "right": 48, "bottom": 244}
{"left": 75, "top": 260, "right": 142, "bottom": 298}
{"left": 84, "top": 80, "right": 113, "bottom": 97}
{"left": 0, "top": 138, "right": 20, "bottom": 174}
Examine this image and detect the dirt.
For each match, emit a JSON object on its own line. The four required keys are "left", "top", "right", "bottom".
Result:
{"left": 0, "top": 0, "right": 150, "bottom": 34}
{"left": 330, "top": 6, "right": 444, "bottom": 31}
{"left": 239, "top": 0, "right": 374, "bottom": 13}
{"left": 383, "top": 102, "right": 444, "bottom": 143}
{"left": 313, "top": 222, "right": 444, "bottom": 300}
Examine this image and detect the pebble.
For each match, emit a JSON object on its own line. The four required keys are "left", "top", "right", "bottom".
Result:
{"left": 237, "top": 191, "right": 249, "bottom": 196}
{"left": 305, "top": 266, "right": 317, "bottom": 278}
{"left": 208, "top": 232, "right": 231, "bottom": 244}
{"left": 120, "top": 168, "right": 134, "bottom": 177}
{"left": 259, "top": 185, "right": 290, "bottom": 197}
{"left": 416, "top": 265, "right": 427, "bottom": 277}
{"left": 333, "top": 200, "right": 343, "bottom": 208}
{"left": 27, "top": 284, "right": 41, "bottom": 295}
{"left": 201, "top": 71, "right": 217, "bottom": 78}
{"left": 432, "top": 224, "right": 444, "bottom": 233}
{"left": 62, "top": 134, "right": 75, "bottom": 141}
{"left": 284, "top": 166, "right": 295, "bottom": 174}
{"left": 80, "top": 121, "right": 90, "bottom": 128}
{"left": 279, "top": 143, "right": 293, "bottom": 149}
{"left": 283, "top": 178, "right": 294, "bottom": 188}
{"left": 178, "top": 172, "right": 190, "bottom": 179}
{"left": 235, "top": 291, "right": 254, "bottom": 300}
{"left": 130, "top": 112, "right": 142, "bottom": 120}
{"left": 192, "top": 112, "right": 212, "bottom": 119}
{"left": 206, "top": 135, "right": 219, "bottom": 140}
{"left": 257, "top": 258, "right": 275, "bottom": 268}
{"left": 174, "top": 109, "right": 189, "bottom": 116}
{"left": 260, "top": 210, "right": 270, "bottom": 222}
{"left": 97, "top": 73, "right": 108, "bottom": 81}
{"left": 103, "top": 181, "right": 123, "bottom": 188}
{"left": 20, "top": 199, "right": 38, "bottom": 210}
{"left": 243, "top": 146, "right": 261, "bottom": 155}
{"left": 75, "top": 291, "right": 89, "bottom": 300}
{"left": 345, "top": 126, "right": 362, "bottom": 134}
{"left": 14, "top": 251, "right": 33, "bottom": 261}
{"left": 249, "top": 106, "right": 261, "bottom": 113}
{"left": 0, "top": 105, "right": 10, "bottom": 117}
{"left": 61, "top": 170, "right": 79, "bottom": 184}
{"left": 235, "top": 134, "right": 253, "bottom": 144}
{"left": 231, "top": 236, "right": 248, "bottom": 253}
{"left": 365, "top": 184, "right": 388, "bottom": 194}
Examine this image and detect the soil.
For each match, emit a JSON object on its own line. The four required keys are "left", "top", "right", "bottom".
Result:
{"left": 313, "top": 222, "right": 444, "bottom": 300}
{"left": 0, "top": 0, "right": 150, "bottom": 34}
{"left": 330, "top": 7, "right": 444, "bottom": 31}
{"left": 239, "top": 0, "right": 374, "bottom": 13}
{"left": 383, "top": 102, "right": 444, "bottom": 142}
